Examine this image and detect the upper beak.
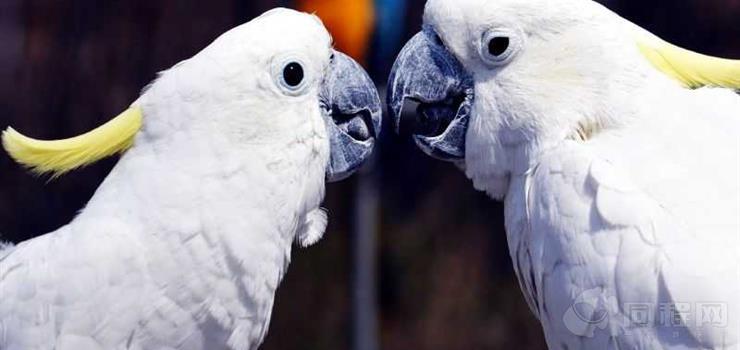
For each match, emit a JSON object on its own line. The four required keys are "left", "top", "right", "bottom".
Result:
{"left": 387, "top": 29, "right": 473, "bottom": 161}
{"left": 321, "top": 51, "right": 382, "bottom": 182}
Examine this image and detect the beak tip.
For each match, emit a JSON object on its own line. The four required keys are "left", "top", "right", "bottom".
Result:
{"left": 372, "top": 110, "right": 383, "bottom": 139}
{"left": 386, "top": 92, "right": 403, "bottom": 135}
{"left": 388, "top": 106, "right": 401, "bottom": 135}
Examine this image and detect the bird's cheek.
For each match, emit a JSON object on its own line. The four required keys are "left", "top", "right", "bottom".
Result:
{"left": 311, "top": 114, "right": 331, "bottom": 158}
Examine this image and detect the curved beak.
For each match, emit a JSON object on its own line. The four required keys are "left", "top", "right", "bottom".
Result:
{"left": 321, "top": 51, "right": 382, "bottom": 182}
{"left": 387, "top": 29, "right": 473, "bottom": 161}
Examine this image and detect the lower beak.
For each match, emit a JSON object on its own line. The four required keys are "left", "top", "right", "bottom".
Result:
{"left": 321, "top": 51, "right": 382, "bottom": 182}
{"left": 387, "top": 29, "right": 474, "bottom": 161}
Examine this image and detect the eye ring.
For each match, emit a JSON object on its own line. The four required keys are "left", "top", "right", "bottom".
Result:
{"left": 272, "top": 55, "right": 311, "bottom": 96}
{"left": 479, "top": 28, "right": 522, "bottom": 67}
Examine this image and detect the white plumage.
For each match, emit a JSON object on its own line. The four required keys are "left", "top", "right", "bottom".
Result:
{"left": 389, "top": 0, "right": 740, "bottom": 348}
{"left": 0, "top": 8, "right": 380, "bottom": 350}
{"left": 508, "top": 88, "right": 740, "bottom": 348}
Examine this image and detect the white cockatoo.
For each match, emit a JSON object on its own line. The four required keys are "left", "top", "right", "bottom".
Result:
{"left": 388, "top": 0, "right": 740, "bottom": 348}
{"left": 0, "top": 8, "right": 381, "bottom": 350}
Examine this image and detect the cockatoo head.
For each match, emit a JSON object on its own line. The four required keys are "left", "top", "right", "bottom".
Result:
{"left": 3, "top": 8, "right": 381, "bottom": 183}
{"left": 388, "top": 0, "right": 740, "bottom": 198}
{"left": 178, "top": 8, "right": 382, "bottom": 182}
{"left": 138, "top": 8, "right": 383, "bottom": 183}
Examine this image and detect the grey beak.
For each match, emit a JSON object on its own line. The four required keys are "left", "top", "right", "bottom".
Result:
{"left": 321, "top": 51, "right": 382, "bottom": 182}
{"left": 387, "top": 29, "right": 473, "bottom": 161}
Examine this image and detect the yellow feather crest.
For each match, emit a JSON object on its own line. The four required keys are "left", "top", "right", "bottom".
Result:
{"left": 2, "top": 107, "right": 143, "bottom": 177}
{"left": 636, "top": 33, "right": 740, "bottom": 89}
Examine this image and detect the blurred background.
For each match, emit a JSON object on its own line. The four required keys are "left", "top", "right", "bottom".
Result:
{"left": 0, "top": 0, "right": 738, "bottom": 349}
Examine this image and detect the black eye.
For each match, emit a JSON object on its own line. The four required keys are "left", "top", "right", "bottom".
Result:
{"left": 282, "top": 62, "right": 304, "bottom": 87}
{"left": 488, "top": 36, "right": 510, "bottom": 57}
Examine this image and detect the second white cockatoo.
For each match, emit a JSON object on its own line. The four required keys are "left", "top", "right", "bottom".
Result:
{"left": 1, "top": 8, "right": 381, "bottom": 350}
{"left": 388, "top": 0, "right": 740, "bottom": 348}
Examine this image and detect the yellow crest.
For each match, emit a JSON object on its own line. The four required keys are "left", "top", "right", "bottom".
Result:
{"left": 2, "top": 107, "right": 143, "bottom": 177}
{"left": 636, "top": 32, "right": 740, "bottom": 89}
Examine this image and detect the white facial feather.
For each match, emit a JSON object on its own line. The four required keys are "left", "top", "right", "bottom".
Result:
{"left": 131, "top": 8, "right": 334, "bottom": 220}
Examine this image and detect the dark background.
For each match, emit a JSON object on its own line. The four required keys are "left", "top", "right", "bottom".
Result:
{"left": 0, "top": 1, "right": 738, "bottom": 349}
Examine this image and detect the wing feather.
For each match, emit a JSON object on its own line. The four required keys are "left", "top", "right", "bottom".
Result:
{"left": 521, "top": 141, "right": 738, "bottom": 349}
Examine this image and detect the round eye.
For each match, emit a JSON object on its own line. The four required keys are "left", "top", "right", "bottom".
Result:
{"left": 272, "top": 55, "right": 311, "bottom": 96}
{"left": 479, "top": 29, "right": 521, "bottom": 66}
{"left": 282, "top": 62, "right": 304, "bottom": 88}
